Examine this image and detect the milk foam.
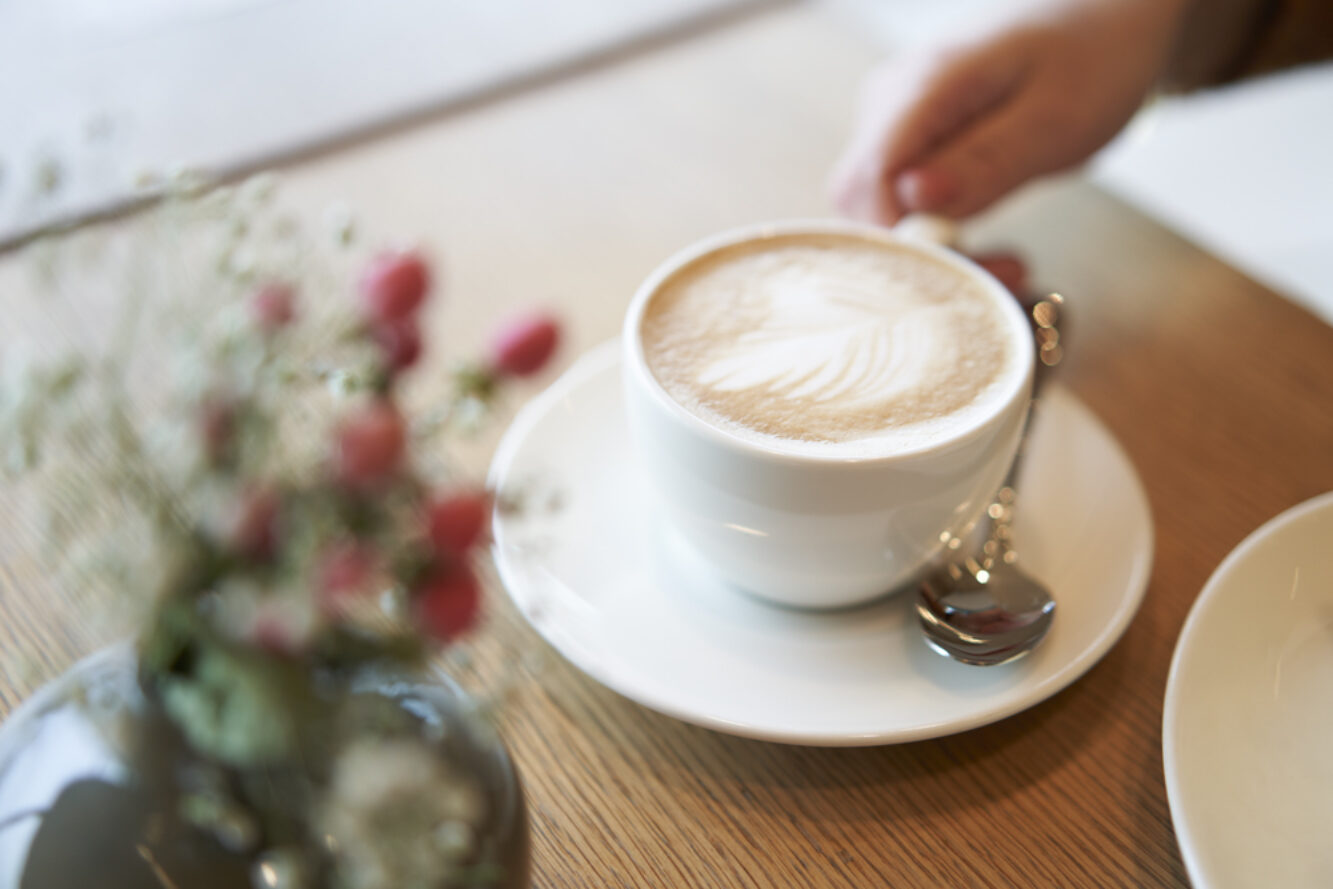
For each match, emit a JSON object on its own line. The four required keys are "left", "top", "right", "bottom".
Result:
{"left": 640, "top": 233, "right": 1023, "bottom": 457}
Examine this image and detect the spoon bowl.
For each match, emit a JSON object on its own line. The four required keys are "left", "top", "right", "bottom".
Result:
{"left": 919, "top": 559, "right": 1057, "bottom": 666}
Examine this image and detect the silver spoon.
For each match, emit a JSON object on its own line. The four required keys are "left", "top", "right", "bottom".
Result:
{"left": 917, "top": 293, "right": 1064, "bottom": 666}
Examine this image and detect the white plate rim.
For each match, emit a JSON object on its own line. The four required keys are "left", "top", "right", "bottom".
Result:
{"left": 490, "top": 341, "right": 1155, "bottom": 745}
{"left": 1162, "top": 489, "right": 1333, "bottom": 888}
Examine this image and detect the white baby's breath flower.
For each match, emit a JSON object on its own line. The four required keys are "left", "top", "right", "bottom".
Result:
{"left": 166, "top": 165, "right": 209, "bottom": 197}
{"left": 323, "top": 201, "right": 356, "bottom": 248}
{"left": 326, "top": 369, "right": 358, "bottom": 398}
{"left": 227, "top": 214, "right": 250, "bottom": 243}
{"left": 203, "top": 184, "right": 235, "bottom": 209}
{"left": 271, "top": 214, "right": 301, "bottom": 240}
{"left": 378, "top": 587, "right": 407, "bottom": 620}
{"left": 432, "top": 821, "right": 474, "bottom": 859}
{"left": 133, "top": 168, "right": 161, "bottom": 190}
{"left": 452, "top": 397, "right": 487, "bottom": 435}
{"left": 33, "top": 154, "right": 63, "bottom": 196}
{"left": 436, "top": 783, "right": 484, "bottom": 823}
{"left": 210, "top": 576, "right": 322, "bottom": 653}
{"left": 227, "top": 244, "right": 259, "bottom": 281}
{"left": 240, "top": 172, "right": 278, "bottom": 206}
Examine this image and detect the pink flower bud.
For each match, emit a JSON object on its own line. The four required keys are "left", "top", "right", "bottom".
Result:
{"left": 230, "top": 485, "right": 281, "bottom": 562}
{"left": 358, "top": 250, "right": 431, "bottom": 322}
{"left": 333, "top": 401, "right": 406, "bottom": 487}
{"left": 251, "top": 282, "right": 298, "bottom": 331}
{"left": 426, "top": 491, "right": 490, "bottom": 555}
{"left": 245, "top": 603, "right": 311, "bottom": 657}
{"left": 372, "top": 318, "right": 423, "bottom": 374}
{"left": 199, "top": 394, "right": 238, "bottom": 466}
{"left": 490, "top": 314, "right": 560, "bottom": 378}
{"left": 414, "top": 563, "right": 481, "bottom": 642}
{"left": 316, "top": 541, "right": 378, "bottom": 614}
{"left": 250, "top": 614, "right": 301, "bottom": 656}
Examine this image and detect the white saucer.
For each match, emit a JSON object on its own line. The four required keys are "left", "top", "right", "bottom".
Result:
{"left": 1164, "top": 491, "right": 1333, "bottom": 889}
{"left": 489, "top": 342, "right": 1153, "bottom": 746}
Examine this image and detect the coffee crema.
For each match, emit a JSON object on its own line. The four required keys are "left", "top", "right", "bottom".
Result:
{"left": 639, "top": 232, "right": 1021, "bottom": 456}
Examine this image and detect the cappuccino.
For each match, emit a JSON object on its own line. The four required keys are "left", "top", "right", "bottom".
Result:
{"left": 639, "top": 232, "right": 1023, "bottom": 457}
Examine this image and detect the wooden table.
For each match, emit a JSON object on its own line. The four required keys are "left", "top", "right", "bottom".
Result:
{"left": 4, "top": 4, "right": 1333, "bottom": 887}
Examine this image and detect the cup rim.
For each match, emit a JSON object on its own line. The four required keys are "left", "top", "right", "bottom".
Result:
{"left": 622, "top": 217, "right": 1036, "bottom": 466}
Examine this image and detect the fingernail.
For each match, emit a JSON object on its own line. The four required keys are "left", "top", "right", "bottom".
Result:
{"left": 896, "top": 168, "right": 957, "bottom": 213}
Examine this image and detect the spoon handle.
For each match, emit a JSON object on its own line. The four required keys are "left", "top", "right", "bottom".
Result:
{"left": 973, "top": 292, "right": 1065, "bottom": 569}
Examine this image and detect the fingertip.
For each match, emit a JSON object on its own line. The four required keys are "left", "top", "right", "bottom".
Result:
{"left": 895, "top": 167, "right": 959, "bottom": 215}
{"left": 827, "top": 171, "right": 867, "bottom": 221}
{"left": 829, "top": 164, "right": 900, "bottom": 226}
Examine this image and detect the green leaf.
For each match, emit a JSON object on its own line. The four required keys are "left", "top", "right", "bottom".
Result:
{"left": 159, "top": 644, "right": 298, "bottom": 767}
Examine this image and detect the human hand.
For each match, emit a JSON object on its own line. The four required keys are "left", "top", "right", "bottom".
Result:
{"left": 830, "top": 0, "right": 1191, "bottom": 224}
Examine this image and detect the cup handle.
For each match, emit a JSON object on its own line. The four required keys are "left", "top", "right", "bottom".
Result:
{"left": 892, "top": 213, "right": 960, "bottom": 249}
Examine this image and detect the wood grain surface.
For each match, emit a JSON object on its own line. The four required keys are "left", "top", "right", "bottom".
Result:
{"left": 4, "top": 5, "right": 1333, "bottom": 887}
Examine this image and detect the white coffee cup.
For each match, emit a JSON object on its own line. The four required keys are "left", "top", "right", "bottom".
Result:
{"left": 622, "top": 219, "right": 1034, "bottom": 609}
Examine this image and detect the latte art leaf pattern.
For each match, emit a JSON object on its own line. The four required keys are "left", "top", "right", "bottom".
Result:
{"left": 641, "top": 234, "right": 1016, "bottom": 450}
{"left": 695, "top": 275, "right": 950, "bottom": 411}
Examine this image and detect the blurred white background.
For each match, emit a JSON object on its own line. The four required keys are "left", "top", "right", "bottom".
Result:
{"left": 2, "top": 0, "right": 1329, "bottom": 323}
{"left": 0, "top": 0, "right": 770, "bottom": 245}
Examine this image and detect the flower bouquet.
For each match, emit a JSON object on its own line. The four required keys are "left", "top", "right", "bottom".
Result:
{"left": 0, "top": 179, "right": 558, "bottom": 889}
